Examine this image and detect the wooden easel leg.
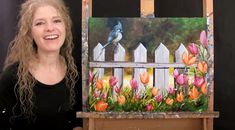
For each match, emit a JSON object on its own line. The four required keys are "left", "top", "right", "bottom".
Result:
{"left": 89, "top": 118, "right": 95, "bottom": 130}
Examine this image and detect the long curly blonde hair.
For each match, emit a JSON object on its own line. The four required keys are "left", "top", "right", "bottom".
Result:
{"left": 4, "top": 0, "right": 78, "bottom": 119}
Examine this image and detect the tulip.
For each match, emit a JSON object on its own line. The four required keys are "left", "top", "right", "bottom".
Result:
{"left": 89, "top": 70, "right": 93, "bottom": 83}
{"left": 93, "top": 90, "right": 100, "bottom": 98}
{"left": 201, "top": 82, "right": 207, "bottom": 95}
{"left": 189, "top": 86, "right": 199, "bottom": 100}
{"left": 117, "top": 95, "right": 126, "bottom": 105}
{"left": 136, "top": 94, "right": 141, "bottom": 100}
{"left": 130, "top": 79, "right": 138, "bottom": 90}
{"left": 188, "top": 43, "right": 199, "bottom": 55}
{"left": 96, "top": 79, "right": 103, "bottom": 90}
{"left": 197, "top": 61, "right": 208, "bottom": 73}
{"left": 200, "top": 30, "right": 207, "bottom": 47}
{"left": 176, "top": 92, "right": 184, "bottom": 103}
{"left": 168, "top": 87, "right": 176, "bottom": 95}
{"left": 176, "top": 74, "right": 188, "bottom": 85}
{"left": 115, "top": 86, "right": 121, "bottom": 94}
{"left": 151, "top": 87, "right": 158, "bottom": 97}
{"left": 173, "top": 69, "right": 179, "bottom": 78}
{"left": 101, "top": 93, "right": 107, "bottom": 99}
{"left": 166, "top": 98, "right": 174, "bottom": 105}
{"left": 156, "top": 94, "right": 163, "bottom": 102}
{"left": 146, "top": 104, "right": 154, "bottom": 111}
{"left": 95, "top": 100, "right": 108, "bottom": 112}
{"left": 193, "top": 76, "right": 205, "bottom": 88}
{"left": 140, "top": 72, "right": 150, "bottom": 85}
{"left": 182, "top": 52, "right": 196, "bottom": 66}
{"left": 109, "top": 76, "right": 118, "bottom": 87}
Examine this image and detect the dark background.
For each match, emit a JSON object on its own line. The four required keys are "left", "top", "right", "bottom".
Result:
{"left": 0, "top": 0, "right": 234, "bottom": 129}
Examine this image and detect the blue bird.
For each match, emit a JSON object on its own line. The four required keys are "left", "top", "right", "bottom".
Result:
{"left": 102, "top": 21, "right": 123, "bottom": 50}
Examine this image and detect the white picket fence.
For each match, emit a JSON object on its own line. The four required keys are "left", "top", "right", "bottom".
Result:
{"left": 91, "top": 42, "right": 188, "bottom": 96}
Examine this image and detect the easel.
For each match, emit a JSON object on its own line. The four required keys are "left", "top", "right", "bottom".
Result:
{"left": 80, "top": 0, "right": 218, "bottom": 130}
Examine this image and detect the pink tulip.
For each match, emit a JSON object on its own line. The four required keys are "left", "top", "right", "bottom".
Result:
{"left": 89, "top": 70, "right": 93, "bottom": 83}
{"left": 176, "top": 74, "right": 188, "bottom": 85}
{"left": 136, "top": 94, "right": 140, "bottom": 100}
{"left": 168, "top": 87, "right": 176, "bottom": 95}
{"left": 193, "top": 76, "right": 205, "bottom": 88}
{"left": 93, "top": 90, "right": 99, "bottom": 98}
{"left": 146, "top": 104, "right": 154, "bottom": 111}
{"left": 101, "top": 93, "right": 107, "bottom": 99}
{"left": 109, "top": 76, "right": 118, "bottom": 87}
{"left": 188, "top": 43, "right": 199, "bottom": 55}
{"left": 200, "top": 30, "right": 207, "bottom": 47}
{"left": 156, "top": 94, "right": 163, "bottom": 102}
{"left": 173, "top": 69, "right": 179, "bottom": 78}
{"left": 115, "top": 86, "right": 121, "bottom": 94}
{"left": 130, "top": 79, "right": 138, "bottom": 90}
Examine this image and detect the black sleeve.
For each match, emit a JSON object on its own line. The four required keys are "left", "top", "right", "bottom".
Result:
{"left": 0, "top": 63, "right": 18, "bottom": 129}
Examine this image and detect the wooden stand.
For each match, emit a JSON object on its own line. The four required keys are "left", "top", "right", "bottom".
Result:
{"left": 80, "top": 0, "right": 218, "bottom": 130}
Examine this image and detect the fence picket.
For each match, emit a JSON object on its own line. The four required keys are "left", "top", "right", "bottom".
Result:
{"left": 93, "top": 43, "right": 105, "bottom": 79}
{"left": 134, "top": 43, "right": 147, "bottom": 93}
{"left": 154, "top": 43, "right": 169, "bottom": 90}
{"left": 113, "top": 43, "right": 125, "bottom": 98}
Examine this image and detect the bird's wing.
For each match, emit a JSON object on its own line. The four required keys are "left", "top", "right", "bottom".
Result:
{"left": 107, "top": 30, "right": 118, "bottom": 43}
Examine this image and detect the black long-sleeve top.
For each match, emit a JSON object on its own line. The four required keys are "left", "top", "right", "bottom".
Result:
{"left": 0, "top": 63, "right": 82, "bottom": 130}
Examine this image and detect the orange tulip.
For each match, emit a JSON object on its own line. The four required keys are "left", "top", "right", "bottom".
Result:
{"left": 197, "top": 61, "right": 208, "bottom": 73}
{"left": 189, "top": 86, "right": 199, "bottom": 100}
{"left": 176, "top": 92, "right": 184, "bottom": 103}
{"left": 166, "top": 98, "right": 174, "bottom": 105}
{"left": 201, "top": 82, "right": 207, "bottom": 95}
{"left": 96, "top": 79, "right": 103, "bottom": 90}
{"left": 151, "top": 87, "right": 158, "bottom": 97}
{"left": 140, "top": 72, "right": 150, "bottom": 84}
{"left": 117, "top": 95, "right": 126, "bottom": 105}
{"left": 95, "top": 100, "right": 108, "bottom": 112}
{"left": 182, "top": 52, "right": 196, "bottom": 66}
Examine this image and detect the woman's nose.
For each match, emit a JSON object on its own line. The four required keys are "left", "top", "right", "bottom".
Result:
{"left": 45, "top": 22, "right": 54, "bottom": 32}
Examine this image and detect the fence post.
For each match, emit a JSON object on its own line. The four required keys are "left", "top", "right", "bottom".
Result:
{"left": 134, "top": 43, "right": 147, "bottom": 94}
{"left": 154, "top": 43, "right": 169, "bottom": 90}
{"left": 113, "top": 43, "right": 125, "bottom": 98}
{"left": 93, "top": 43, "right": 105, "bottom": 79}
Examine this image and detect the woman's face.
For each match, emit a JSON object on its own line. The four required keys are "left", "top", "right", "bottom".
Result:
{"left": 31, "top": 5, "right": 66, "bottom": 54}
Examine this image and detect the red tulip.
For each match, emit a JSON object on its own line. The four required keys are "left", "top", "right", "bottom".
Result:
{"left": 109, "top": 76, "right": 118, "bottom": 87}
{"left": 156, "top": 94, "right": 163, "bottom": 102}
{"left": 176, "top": 74, "right": 188, "bottom": 85}
{"left": 146, "top": 104, "right": 154, "bottom": 111}
{"left": 173, "top": 69, "right": 179, "bottom": 78}
{"left": 115, "top": 86, "right": 121, "bottom": 94}
{"left": 130, "top": 79, "right": 138, "bottom": 90}
{"left": 200, "top": 30, "right": 207, "bottom": 47}
{"left": 188, "top": 43, "right": 199, "bottom": 55}
{"left": 193, "top": 76, "right": 205, "bottom": 88}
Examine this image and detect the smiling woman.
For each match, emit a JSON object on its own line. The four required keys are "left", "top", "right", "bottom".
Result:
{"left": 0, "top": 0, "right": 82, "bottom": 130}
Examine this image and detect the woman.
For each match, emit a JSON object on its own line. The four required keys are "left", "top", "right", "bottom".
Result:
{"left": 0, "top": 0, "right": 82, "bottom": 129}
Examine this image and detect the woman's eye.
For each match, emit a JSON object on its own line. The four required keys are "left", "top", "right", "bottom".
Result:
{"left": 35, "top": 22, "right": 44, "bottom": 26}
{"left": 54, "top": 19, "right": 62, "bottom": 23}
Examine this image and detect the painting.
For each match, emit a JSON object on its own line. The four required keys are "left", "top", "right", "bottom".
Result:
{"left": 88, "top": 18, "right": 209, "bottom": 112}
